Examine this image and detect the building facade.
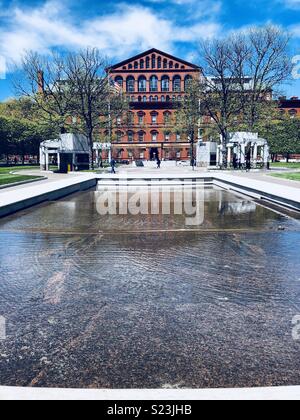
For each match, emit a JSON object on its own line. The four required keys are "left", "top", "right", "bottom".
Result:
{"left": 279, "top": 96, "right": 300, "bottom": 118}
{"left": 107, "top": 48, "right": 201, "bottom": 161}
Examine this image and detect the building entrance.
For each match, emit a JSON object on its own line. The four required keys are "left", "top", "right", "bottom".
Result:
{"left": 150, "top": 147, "right": 159, "bottom": 161}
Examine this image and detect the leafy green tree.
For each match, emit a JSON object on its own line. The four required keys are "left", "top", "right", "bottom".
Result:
{"left": 15, "top": 48, "right": 128, "bottom": 169}
{"left": 260, "top": 118, "right": 300, "bottom": 162}
{"left": 0, "top": 116, "right": 12, "bottom": 162}
{"left": 0, "top": 98, "right": 58, "bottom": 163}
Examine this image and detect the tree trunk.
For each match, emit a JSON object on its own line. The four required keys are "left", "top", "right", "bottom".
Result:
{"left": 88, "top": 133, "right": 94, "bottom": 170}
{"left": 286, "top": 153, "right": 290, "bottom": 163}
{"left": 221, "top": 132, "right": 228, "bottom": 168}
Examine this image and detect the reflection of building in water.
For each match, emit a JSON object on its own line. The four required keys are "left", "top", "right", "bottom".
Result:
{"left": 218, "top": 201, "right": 257, "bottom": 215}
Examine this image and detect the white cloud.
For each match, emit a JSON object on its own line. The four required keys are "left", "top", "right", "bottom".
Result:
{"left": 0, "top": 1, "right": 221, "bottom": 67}
{"left": 290, "top": 24, "right": 300, "bottom": 37}
{"left": 0, "top": 56, "right": 6, "bottom": 79}
{"left": 280, "top": 0, "right": 300, "bottom": 9}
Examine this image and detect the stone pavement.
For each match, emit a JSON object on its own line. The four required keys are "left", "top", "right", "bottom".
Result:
{"left": 0, "top": 171, "right": 97, "bottom": 218}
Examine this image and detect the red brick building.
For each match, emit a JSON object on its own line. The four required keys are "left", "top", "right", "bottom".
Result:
{"left": 279, "top": 96, "right": 300, "bottom": 118}
{"left": 107, "top": 48, "right": 201, "bottom": 161}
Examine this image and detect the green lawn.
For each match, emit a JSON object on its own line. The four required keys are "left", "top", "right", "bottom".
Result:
{"left": 0, "top": 165, "right": 47, "bottom": 186}
{"left": 271, "top": 173, "right": 300, "bottom": 182}
{"left": 0, "top": 165, "right": 40, "bottom": 174}
{"left": 0, "top": 174, "right": 42, "bottom": 186}
{"left": 271, "top": 162, "right": 300, "bottom": 169}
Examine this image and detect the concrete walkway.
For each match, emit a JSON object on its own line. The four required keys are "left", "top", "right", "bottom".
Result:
{"left": 226, "top": 170, "right": 300, "bottom": 189}
{"left": 0, "top": 172, "right": 97, "bottom": 218}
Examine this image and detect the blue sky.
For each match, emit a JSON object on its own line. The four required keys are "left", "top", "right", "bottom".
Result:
{"left": 0, "top": 0, "right": 300, "bottom": 100}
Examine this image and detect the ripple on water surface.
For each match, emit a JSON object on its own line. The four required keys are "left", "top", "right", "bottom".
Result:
{"left": 0, "top": 187, "right": 300, "bottom": 388}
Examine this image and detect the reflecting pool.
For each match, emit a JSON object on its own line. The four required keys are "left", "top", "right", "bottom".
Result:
{"left": 0, "top": 186, "right": 300, "bottom": 388}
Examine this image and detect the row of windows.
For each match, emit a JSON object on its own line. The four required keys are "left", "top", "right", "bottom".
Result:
{"left": 118, "top": 111, "right": 172, "bottom": 125}
{"left": 115, "top": 75, "right": 193, "bottom": 93}
{"left": 117, "top": 150, "right": 190, "bottom": 159}
{"left": 115, "top": 131, "right": 182, "bottom": 143}
{"left": 280, "top": 109, "right": 299, "bottom": 117}
{"left": 127, "top": 95, "right": 182, "bottom": 103}
{"left": 122, "top": 55, "right": 186, "bottom": 71}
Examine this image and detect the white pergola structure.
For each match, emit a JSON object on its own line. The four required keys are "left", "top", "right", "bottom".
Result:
{"left": 40, "top": 139, "right": 62, "bottom": 171}
{"left": 217, "top": 132, "right": 270, "bottom": 169}
{"left": 94, "top": 142, "right": 112, "bottom": 167}
{"left": 40, "top": 134, "right": 112, "bottom": 171}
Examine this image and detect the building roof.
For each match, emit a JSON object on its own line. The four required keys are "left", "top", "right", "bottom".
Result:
{"left": 107, "top": 48, "right": 201, "bottom": 72}
{"left": 279, "top": 98, "right": 300, "bottom": 109}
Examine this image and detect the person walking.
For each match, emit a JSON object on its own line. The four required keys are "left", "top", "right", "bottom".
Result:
{"left": 233, "top": 153, "right": 238, "bottom": 170}
{"left": 246, "top": 154, "right": 251, "bottom": 172}
{"left": 157, "top": 157, "right": 161, "bottom": 169}
{"left": 110, "top": 158, "right": 116, "bottom": 174}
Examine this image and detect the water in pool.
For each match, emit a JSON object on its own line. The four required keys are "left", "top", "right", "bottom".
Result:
{"left": 0, "top": 186, "right": 300, "bottom": 388}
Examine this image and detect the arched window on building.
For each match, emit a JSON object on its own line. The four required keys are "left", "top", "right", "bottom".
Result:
{"left": 151, "top": 112, "right": 158, "bottom": 125}
{"left": 138, "top": 76, "right": 147, "bottom": 92}
{"left": 169, "top": 61, "right": 174, "bottom": 69}
{"left": 175, "top": 63, "right": 179, "bottom": 69}
{"left": 151, "top": 131, "right": 159, "bottom": 142}
{"left": 116, "top": 131, "right": 123, "bottom": 142}
{"left": 161, "top": 76, "right": 170, "bottom": 92}
{"left": 138, "top": 96, "right": 142, "bottom": 102}
{"left": 289, "top": 109, "right": 297, "bottom": 118}
{"left": 126, "top": 77, "right": 135, "bottom": 93}
{"left": 117, "top": 149, "right": 124, "bottom": 159}
{"left": 128, "top": 131, "right": 134, "bottom": 142}
{"left": 134, "top": 61, "right": 138, "bottom": 69}
{"left": 153, "top": 95, "right": 158, "bottom": 102}
{"left": 161, "top": 95, "right": 165, "bottom": 102}
{"left": 279, "top": 109, "right": 286, "bottom": 118}
{"left": 149, "top": 96, "right": 153, "bottom": 102}
{"left": 166, "top": 95, "right": 171, "bottom": 102}
{"left": 138, "top": 131, "right": 145, "bottom": 142}
{"left": 163, "top": 59, "right": 168, "bottom": 69}
{"left": 164, "top": 111, "right": 171, "bottom": 124}
{"left": 138, "top": 112, "right": 145, "bottom": 125}
{"left": 157, "top": 57, "right": 162, "bottom": 69}
{"left": 143, "top": 96, "right": 147, "bottom": 102}
{"left": 173, "top": 76, "right": 181, "bottom": 92}
{"left": 150, "top": 76, "right": 158, "bottom": 92}
{"left": 152, "top": 54, "right": 156, "bottom": 69}
{"left": 140, "top": 59, "right": 145, "bottom": 69}
{"left": 146, "top": 57, "right": 150, "bottom": 69}
{"left": 115, "top": 77, "right": 123, "bottom": 89}
{"left": 184, "top": 75, "right": 193, "bottom": 91}
{"left": 128, "top": 64, "right": 133, "bottom": 69}
{"left": 165, "top": 132, "right": 170, "bottom": 142}
{"left": 127, "top": 112, "right": 135, "bottom": 126}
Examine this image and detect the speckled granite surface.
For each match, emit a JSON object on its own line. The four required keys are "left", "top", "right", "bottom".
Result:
{"left": 0, "top": 187, "right": 300, "bottom": 388}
